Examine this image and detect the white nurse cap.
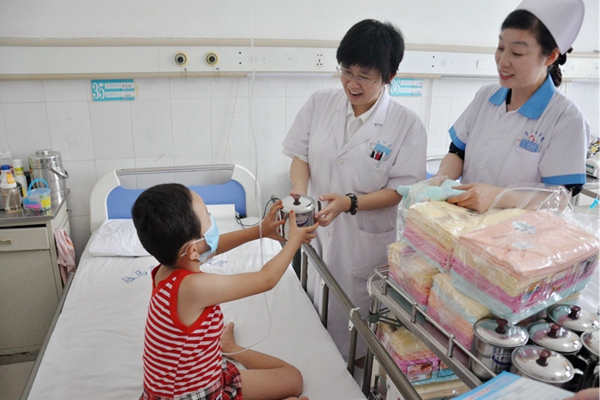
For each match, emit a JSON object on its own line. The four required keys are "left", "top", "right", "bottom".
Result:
{"left": 515, "top": 0, "right": 585, "bottom": 54}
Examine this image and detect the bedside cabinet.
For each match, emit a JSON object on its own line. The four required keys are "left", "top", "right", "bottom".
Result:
{"left": 0, "top": 199, "right": 70, "bottom": 356}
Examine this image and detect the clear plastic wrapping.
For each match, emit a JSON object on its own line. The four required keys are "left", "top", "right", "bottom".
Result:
{"left": 376, "top": 321, "right": 458, "bottom": 385}
{"left": 402, "top": 201, "right": 528, "bottom": 271}
{"left": 387, "top": 241, "right": 439, "bottom": 307}
{"left": 451, "top": 208, "right": 599, "bottom": 324}
{"left": 426, "top": 273, "right": 492, "bottom": 350}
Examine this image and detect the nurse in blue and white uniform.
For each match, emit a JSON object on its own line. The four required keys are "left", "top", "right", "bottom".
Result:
{"left": 437, "top": 0, "right": 590, "bottom": 213}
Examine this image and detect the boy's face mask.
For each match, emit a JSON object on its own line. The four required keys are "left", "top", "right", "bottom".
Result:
{"left": 180, "top": 213, "right": 220, "bottom": 263}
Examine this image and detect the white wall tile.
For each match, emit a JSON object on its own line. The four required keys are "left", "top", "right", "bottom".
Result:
{"left": 46, "top": 102, "right": 94, "bottom": 161}
{"left": 130, "top": 99, "right": 173, "bottom": 158}
{"left": 286, "top": 77, "right": 324, "bottom": 98}
{"left": 135, "top": 78, "right": 171, "bottom": 100}
{"left": 89, "top": 101, "right": 134, "bottom": 160}
{"left": 169, "top": 77, "right": 210, "bottom": 99}
{"left": 62, "top": 160, "right": 96, "bottom": 217}
{"left": 427, "top": 96, "right": 452, "bottom": 150}
{"left": 171, "top": 98, "right": 212, "bottom": 156}
{"left": 174, "top": 155, "right": 213, "bottom": 167}
{"left": 255, "top": 152, "right": 288, "bottom": 204}
{"left": 285, "top": 97, "right": 309, "bottom": 133}
{"left": 94, "top": 158, "right": 136, "bottom": 180}
{"left": 210, "top": 97, "right": 249, "bottom": 156}
{"left": 68, "top": 214, "right": 91, "bottom": 263}
{"left": 250, "top": 76, "right": 286, "bottom": 98}
{"left": 451, "top": 78, "right": 487, "bottom": 98}
{"left": 0, "top": 111, "right": 8, "bottom": 150}
{"left": 2, "top": 103, "right": 51, "bottom": 161}
{"left": 431, "top": 79, "right": 454, "bottom": 97}
{"left": 0, "top": 80, "right": 45, "bottom": 103}
{"left": 391, "top": 96, "right": 423, "bottom": 120}
{"left": 43, "top": 80, "right": 88, "bottom": 102}
{"left": 323, "top": 76, "right": 342, "bottom": 90}
{"left": 249, "top": 97, "right": 286, "bottom": 153}
{"left": 449, "top": 97, "right": 473, "bottom": 127}
{"left": 210, "top": 77, "right": 248, "bottom": 98}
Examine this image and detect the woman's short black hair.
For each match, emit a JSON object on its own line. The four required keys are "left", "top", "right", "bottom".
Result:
{"left": 131, "top": 183, "right": 202, "bottom": 266}
{"left": 501, "top": 9, "right": 567, "bottom": 87}
{"left": 336, "top": 19, "right": 404, "bottom": 84}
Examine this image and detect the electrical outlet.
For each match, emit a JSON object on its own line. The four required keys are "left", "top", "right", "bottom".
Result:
{"left": 315, "top": 52, "right": 324, "bottom": 67}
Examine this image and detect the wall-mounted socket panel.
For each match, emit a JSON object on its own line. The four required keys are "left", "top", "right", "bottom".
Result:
{"left": 0, "top": 45, "right": 597, "bottom": 80}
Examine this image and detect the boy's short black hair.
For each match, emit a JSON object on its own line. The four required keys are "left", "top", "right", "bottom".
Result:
{"left": 131, "top": 183, "right": 202, "bottom": 266}
{"left": 336, "top": 19, "right": 404, "bottom": 84}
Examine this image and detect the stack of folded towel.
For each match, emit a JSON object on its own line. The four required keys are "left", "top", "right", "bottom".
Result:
{"left": 376, "top": 322, "right": 458, "bottom": 385}
{"left": 426, "top": 273, "right": 492, "bottom": 350}
{"left": 451, "top": 209, "right": 599, "bottom": 323}
{"left": 388, "top": 241, "right": 439, "bottom": 307}
{"left": 403, "top": 201, "right": 527, "bottom": 271}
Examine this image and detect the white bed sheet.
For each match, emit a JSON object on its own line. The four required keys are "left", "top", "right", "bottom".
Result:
{"left": 27, "top": 233, "right": 364, "bottom": 400}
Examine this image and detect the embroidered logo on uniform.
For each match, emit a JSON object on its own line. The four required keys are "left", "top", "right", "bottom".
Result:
{"left": 516, "top": 130, "right": 545, "bottom": 153}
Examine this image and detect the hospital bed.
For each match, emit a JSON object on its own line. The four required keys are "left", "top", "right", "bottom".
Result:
{"left": 20, "top": 163, "right": 366, "bottom": 400}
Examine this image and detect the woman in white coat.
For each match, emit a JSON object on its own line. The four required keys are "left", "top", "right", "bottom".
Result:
{"left": 281, "top": 19, "right": 427, "bottom": 358}
{"left": 437, "top": 0, "right": 589, "bottom": 212}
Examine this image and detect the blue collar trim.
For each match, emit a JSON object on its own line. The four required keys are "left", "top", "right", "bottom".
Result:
{"left": 488, "top": 76, "right": 555, "bottom": 119}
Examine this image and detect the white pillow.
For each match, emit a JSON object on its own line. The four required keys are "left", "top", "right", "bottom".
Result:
{"left": 88, "top": 219, "right": 150, "bottom": 257}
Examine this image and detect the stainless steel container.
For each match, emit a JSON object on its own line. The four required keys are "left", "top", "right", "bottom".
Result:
{"left": 511, "top": 345, "right": 580, "bottom": 388}
{"left": 528, "top": 322, "right": 582, "bottom": 356}
{"left": 471, "top": 318, "right": 529, "bottom": 380}
{"left": 547, "top": 304, "right": 599, "bottom": 333}
{"left": 278, "top": 195, "right": 320, "bottom": 240}
{"left": 28, "top": 149, "right": 69, "bottom": 205}
{"left": 576, "top": 329, "right": 600, "bottom": 390}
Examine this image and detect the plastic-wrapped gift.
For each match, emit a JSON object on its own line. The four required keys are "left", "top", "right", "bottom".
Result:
{"left": 387, "top": 241, "right": 439, "bottom": 307}
{"left": 426, "top": 273, "right": 492, "bottom": 350}
{"left": 376, "top": 322, "right": 458, "bottom": 385}
{"left": 403, "top": 200, "right": 527, "bottom": 271}
{"left": 451, "top": 209, "right": 599, "bottom": 324}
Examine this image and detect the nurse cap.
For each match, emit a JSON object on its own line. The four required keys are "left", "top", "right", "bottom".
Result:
{"left": 515, "top": 0, "right": 585, "bottom": 54}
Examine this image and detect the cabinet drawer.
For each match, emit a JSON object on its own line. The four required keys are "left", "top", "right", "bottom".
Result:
{"left": 0, "top": 226, "right": 49, "bottom": 252}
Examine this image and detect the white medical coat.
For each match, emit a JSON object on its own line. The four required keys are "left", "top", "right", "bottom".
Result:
{"left": 282, "top": 87, "right": 427, "bottom": 357}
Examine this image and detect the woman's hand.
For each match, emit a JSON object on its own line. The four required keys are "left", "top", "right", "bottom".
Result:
{"left": 287, "top": 210, "right": 319, "bottom": 247}
{"left": 446, "top": 183, "right": 503, "bottom": 213}
{"left": 564, "top": 388, "right": 599, "bottom": 400}
{"left": 260, "top": 200, "right": 286, "bottom": 241}
{"left": 315, "top": 193, "right": 351, "bottom": 227}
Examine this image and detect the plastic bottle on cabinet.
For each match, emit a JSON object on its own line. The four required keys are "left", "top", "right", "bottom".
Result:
{"left": 13, "top": 159, "right": 28, "bottom": 198}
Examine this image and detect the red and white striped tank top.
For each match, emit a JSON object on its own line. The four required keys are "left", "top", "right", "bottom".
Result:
{"left": 142, "top": 266, "right": 224, "bottom": 398}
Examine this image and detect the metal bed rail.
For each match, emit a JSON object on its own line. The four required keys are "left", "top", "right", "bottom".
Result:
{"left": 299, "top": 243, "right": 422, "bottom": 400}
{"left": 20, "top": 272, "right": 76, "bottom": 400}
{"left": 369, "top": 265, "right": 496, "bottom": 388}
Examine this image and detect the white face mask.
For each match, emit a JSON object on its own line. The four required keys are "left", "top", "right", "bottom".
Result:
{"left": 180, "top": 213, "right": 220, "bottom": 263}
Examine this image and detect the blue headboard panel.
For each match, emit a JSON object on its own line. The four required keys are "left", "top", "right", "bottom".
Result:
{"left": 106, "top": 180, "right": 247, "bottom": 219}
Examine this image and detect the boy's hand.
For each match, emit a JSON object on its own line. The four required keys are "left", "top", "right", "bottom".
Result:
{"left": 287, "top": 210, "right": 318, "bottom": 248}
{"left": 260, "top": 200, "right": 286, "bottom": 242}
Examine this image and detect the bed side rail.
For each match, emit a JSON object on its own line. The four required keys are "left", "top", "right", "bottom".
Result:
{"left": 20, "top": 272, "right": 76, "bottom": 400}
{"left": 299, "top": 244, "right": 422, "bottom": 400}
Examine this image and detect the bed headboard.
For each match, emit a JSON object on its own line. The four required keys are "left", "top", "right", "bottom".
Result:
{"left": 89, "top": 164, "right": 261, "bottom": 233}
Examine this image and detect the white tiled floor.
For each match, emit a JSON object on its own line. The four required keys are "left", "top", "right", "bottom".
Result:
{"left": 0, "top": 362, "right": 33, "bottom": 400}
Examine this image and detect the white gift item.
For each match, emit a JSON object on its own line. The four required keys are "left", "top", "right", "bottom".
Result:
{"left": 515, "top": 0, "right": 585, "bottom": 54}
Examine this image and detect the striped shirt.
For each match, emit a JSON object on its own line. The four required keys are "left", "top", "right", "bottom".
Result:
{"left": 142, "top": 266, "right": 224, "bottom": 398}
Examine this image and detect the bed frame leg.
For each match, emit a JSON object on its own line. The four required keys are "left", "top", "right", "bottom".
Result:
{"left": 320, "top": 283, "right": 329, "bottom": 328}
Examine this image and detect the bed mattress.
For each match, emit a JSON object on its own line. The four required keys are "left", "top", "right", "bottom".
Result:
{"left": 26, "top": 235, "right": 365, "bottom": 399}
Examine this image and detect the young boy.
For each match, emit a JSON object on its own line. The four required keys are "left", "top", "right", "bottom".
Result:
{"left": 131, "top": 183, "right": 317, "bottom": 400}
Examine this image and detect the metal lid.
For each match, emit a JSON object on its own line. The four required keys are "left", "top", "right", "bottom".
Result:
{"left": 281, "top": 195, "right": 317, "bottom": 214}
{"left": 528, "top": 322, "right": 582, "bottom": 354}
{"left": 512, "top": 345, "right": 575, "bottom": 384}
{"left": 473, "top": 318, "right": 529, "bottom": 347}
{"left": 547, "top": 304, "right": 599, "bottom": 332}
{"left": 29, "top": 149, "right": 63, "bottom": 167}
{"left": 582, "top": 329, "right": 599, "bottom": 357}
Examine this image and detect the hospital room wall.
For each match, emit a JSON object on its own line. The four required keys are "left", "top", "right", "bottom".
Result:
{"left": 0, "top": 76, "right": 597, "bottom": 260}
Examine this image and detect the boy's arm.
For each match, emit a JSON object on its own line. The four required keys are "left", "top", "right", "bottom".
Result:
{"left": 186, "top": 211, "right": 317, "bottom": 307}
{"left": 215, "top": 201, "right": 285, "bottom": 255}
